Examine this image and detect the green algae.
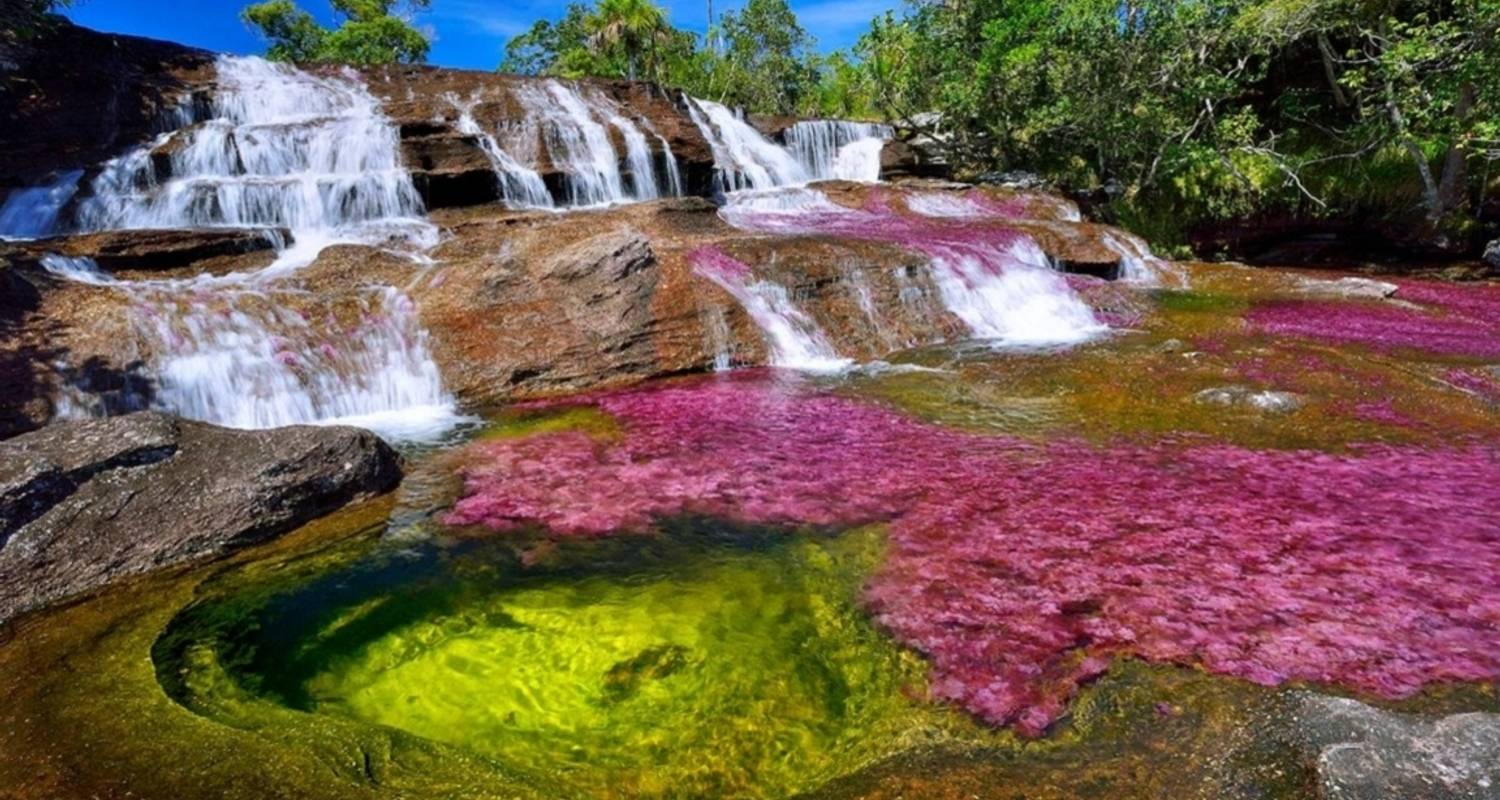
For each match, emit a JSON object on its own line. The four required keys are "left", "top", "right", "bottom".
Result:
{"left": 473, "top": 405, "right": 622, "bottom": 442}
{"left": 153, "top": 522, "right": 983, "bottom": 799}
{"left": 3, "top": 496, "right": 1496, "bottom": 800}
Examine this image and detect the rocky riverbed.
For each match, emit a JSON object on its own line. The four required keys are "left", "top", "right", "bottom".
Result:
{"left": 0, "top": 21, "right": 1496, "bottom": 800}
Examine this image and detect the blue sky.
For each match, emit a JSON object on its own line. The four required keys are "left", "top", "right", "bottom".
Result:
{"left": 64, "top": 1, "right": 902, "bottom": 71}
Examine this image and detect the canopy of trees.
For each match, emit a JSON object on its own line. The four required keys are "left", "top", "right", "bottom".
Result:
{"left": 856, "top": 0, "right": 1498, "bottom": 248}
{"left": 500, "top": 0, "right": 876, "bottom": 118}
{"left": 241, "top": 0, "right": 432, "bottom": 65}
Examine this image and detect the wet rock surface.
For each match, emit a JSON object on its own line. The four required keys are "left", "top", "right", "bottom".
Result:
{"left": 0, "top": 412, "right": 402, "bottom": 623}
{"left": 3, "top": 228, "right": 284, "bottom": 275}
{"left": 1290, "top": 693, "right": 1500, "bottom": 800}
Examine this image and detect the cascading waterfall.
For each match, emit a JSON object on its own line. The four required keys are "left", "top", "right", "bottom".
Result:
{"left": 511, "top": 80, "right": 673, "bottom": 207}
{"left": 41, "top": 254, "right": 462, "bottom": 442}
{"left": 784, "top": 120, "right": 893, "bottom": 183}
{"left": 447, "top": 92, "right": 555, "bottom": 210}
{"left": 684, "top": 97, "right": 809, "bottom": 192}
{"left": 76, "top": 56, "right": 433, "bottom": 252}
{"left": 649, "top": 130, "right": 684, "bottom": 196}
{"left": 0, "top": 170, "right": 82, "bottom": 239}
{"left": 718, "top": 187, "right": 1108, "bottom": 357}
{"left": 691, "top": 247, "right": 851, "bottom": 372}
{"left": 26, "top": 56, "right": 463, "bottom": 442}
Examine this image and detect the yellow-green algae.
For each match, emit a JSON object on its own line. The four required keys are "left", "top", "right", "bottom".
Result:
{"left": 2, "top": 492, "right": 1495, "bottom": 800}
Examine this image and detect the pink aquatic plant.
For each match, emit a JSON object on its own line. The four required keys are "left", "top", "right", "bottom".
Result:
{"left": 446, "top": 373, "right": 1500, "bottom": 736}
{"left": 1445, "top": 368, "right": 1500, "bottom": 403}
{"left": 1248, "top": 280, "right": 1500, "bottom": 358}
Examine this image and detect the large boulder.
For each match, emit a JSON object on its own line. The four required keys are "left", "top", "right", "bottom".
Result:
{"left": 0, "top": 412, "right": 403, "bottom": 623}
{"left": 1484, "top": 239, "right": 1499, "bottom": 273}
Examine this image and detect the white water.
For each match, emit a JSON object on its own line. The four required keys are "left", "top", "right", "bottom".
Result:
{"left": 40, "top": 254, "right": 463, "bottom": 442}
{"left": 685, "top": 97, "right": 809, "bottom": 192}
{"left": 926, "top": 241, "right": 1104, "bottom": 345}
{"left": 906, "top": 192, "right": 993, "bottom": 218}
{"left": 0, "top": 170, "right": 83, "bottom": 240}
{"left": 447, "top": 92, "right": 554, "bottom": 210}
{"left": 27, "top": 56, "right": 462, "bottom": 443}
{"left": 700, "top": 272, "right": 851, "bottom": 372}
{"left": 784, "top": 120, "right": 892, "bottom": 182}
{"left": 653, "top": 133, "right": 684, "bottom": 196}
{"left": 1100, "top": 230, "right": 1179, "bottom": 285}
{"left": 509, "top": 81, "right": 674, "bottom": 207}
{"left": 718, "top": 187, "right": 1107, "bottom": 355}
{"left": 77, "top": 57, "right": 433, "bottom": 252}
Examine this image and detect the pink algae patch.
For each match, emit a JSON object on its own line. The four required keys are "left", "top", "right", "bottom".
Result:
{"left": 445, "top": 373, "right": 1500, "bottom": 736}
{"left": 1247, "top": 280, "right": 1500, "bottom": 358}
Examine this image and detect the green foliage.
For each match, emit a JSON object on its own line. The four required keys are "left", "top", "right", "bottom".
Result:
{"left": 497, "top": 0, "right": 879, "bottom": 118}
{"left": 856, "top": 0, "right": 1500, "bottom": 249}
{"left": 240, "top": 0, "right": 431, "bottom": 65}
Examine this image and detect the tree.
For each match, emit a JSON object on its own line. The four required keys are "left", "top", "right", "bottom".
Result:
{"left": 4, "top": 0, "right": 72, "bottom": 39}
{"left": 585, "top": 0, "right": 672, "bottom": 82}
{"left": 715, "top": 0, "right": 816, "bottom": 115}
{"left": 241, "top": 0, "right": 432, "bottom": 65}
{"left": 499, "top": 3, "right": 591, "bottom": 75}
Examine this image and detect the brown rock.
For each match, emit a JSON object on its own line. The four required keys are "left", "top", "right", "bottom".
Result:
{"left": 7, "top": 227, "right": 284, "bottom": 275}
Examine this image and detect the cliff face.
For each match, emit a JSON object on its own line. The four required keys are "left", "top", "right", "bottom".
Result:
{"left": 0, "top": 23, "right": 215, "bottom": 187}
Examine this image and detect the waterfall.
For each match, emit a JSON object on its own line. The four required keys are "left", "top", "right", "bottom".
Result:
{"left": 40, "top": 255, "right": 463, "bottom": 442}
{"left": 719, "top": 188, "right": 1106, "bottom": 350}
{"left": 784, "top": 120, "right": 892, "bottom": 182}
{"left": 652, "top": 133, "right": 684, "bottom": 196}
{"left": 23, "top": 56, "right": 463, "bottom": 443}
{"left": 510, "top": 80, "right": 672, "bottom": 207}
{"left": 1100, "top": 230, "right": 1178, "bottom": 285}
{"left": 684, "top": 96, "right": 809, "bottom": 192}
{"left": 690, "top": 247, "right": 850, "bottom": 372}
{"left": 599, "top": 103, "right": 662, "bottom": 201}
{"left": 447, "top": 92, "right": 554, "bottom": 210}
{"left": 76, "top": 56, "right": 433, "bottom": 251}
{"left": 0, "top": 170, "right": 82, "bottom": 240}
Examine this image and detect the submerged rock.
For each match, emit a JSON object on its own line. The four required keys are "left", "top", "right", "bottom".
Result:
{"left": 1194, "top": 385, "right": 1305, "bottom": 414}
{"left": 0, "top": 412, "right": 402, "bottom": 623}
{"left": 1292, "top": 693, "right": 1500, "bottom": 800}
{"left": 1296, "top": 276, "right": 1400, "bottom": 300}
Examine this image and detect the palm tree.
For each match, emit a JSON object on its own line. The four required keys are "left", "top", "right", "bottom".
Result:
{"left": 586, "top": 0, "right": 670, "bottom": 82}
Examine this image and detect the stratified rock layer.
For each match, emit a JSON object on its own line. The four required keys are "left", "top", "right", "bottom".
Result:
{"left": 0, "top": 412, "right": 402, "bottom": 622}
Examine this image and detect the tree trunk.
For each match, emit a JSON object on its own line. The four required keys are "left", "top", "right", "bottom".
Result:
{"left": 1384, "top": 78, "right": 1441, "bottom": 219}
{"left": 1434, "top": 82, "right": 1476, "bottom": 219}
{"left": 1316, "top": 32, "right": 1349, "bottom": 108}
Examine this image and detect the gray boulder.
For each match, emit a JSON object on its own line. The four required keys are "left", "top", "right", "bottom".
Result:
{"left": 0, "top": 412, "right": 402, "bottom": 623}
{"left": 1484, "top": 239, "right": 1499, "bottom": 272}
{"left": 1291, "top": 693, "right": 1500, "bottom": 800}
